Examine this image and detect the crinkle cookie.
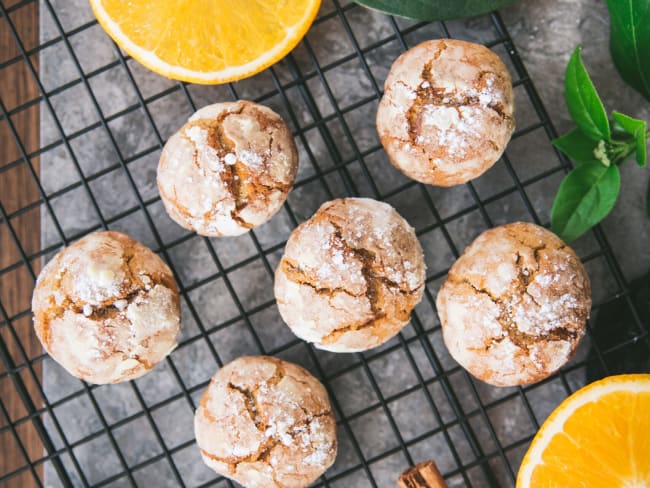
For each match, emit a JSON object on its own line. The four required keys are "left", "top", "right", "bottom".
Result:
{"left": 32, "top": 231, "right": 180, "bottom": 384}
{"left": 157, "top": 100, "right": 298, "bottom": 236}
{"left": 194, "top": 356, "right": 337, "bottom": 488}
{"left": 377, "top": 39, "right": 515, "bottom": 187}
{"left": 274, "top": 198, "right": 426, "bottom": 352}
{"left": 436, "top": 222, "right": 591, "bottom": 387}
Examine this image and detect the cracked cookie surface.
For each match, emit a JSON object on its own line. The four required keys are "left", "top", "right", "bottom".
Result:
{"left": 376, "top": 39, "right": 515, "bottom": 187}
{"left": 157, "top": 100, "right": 298, "bottom": 237}
{"left": 436, "top": 222, "right": 591, "bottom": 387}
{"left": 274, "top": 198, "right": 426, "bottom": 352}
{"left": 32, "top": 231, "right": 180, "bottom": 384}
{"left": 194, "top": 356, "right": 337, "bottom": 488}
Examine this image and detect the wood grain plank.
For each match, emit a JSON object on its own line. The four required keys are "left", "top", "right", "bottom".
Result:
{"left": 0, "top": 2, "right": 43, "bottom": 487}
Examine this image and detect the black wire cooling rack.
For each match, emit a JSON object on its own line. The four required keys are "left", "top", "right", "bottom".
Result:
{"left": 2, "top": 1, "right": 650, "bottom": 487}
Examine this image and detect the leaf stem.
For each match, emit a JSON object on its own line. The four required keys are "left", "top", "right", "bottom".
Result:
{"left": 609, "top": 138, "right": 630, "bottom": 147}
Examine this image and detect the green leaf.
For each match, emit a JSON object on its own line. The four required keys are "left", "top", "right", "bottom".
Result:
{"left": 613, "top": 111, "right": 647, "bottom": 166}
{"left": 352, "top": 0, "right": 519, "bottom": 21}
{"left": 606, "top": 0, "right": 650, "bottom": 101}
{"left": 639, "top": 131, "right": 648, "bottom": 167}
{"left": 552, "top": 129, "right": 600, "bottom": 163}
{"left": 613, "top": 111, "right": 646, "bottom": 135}
{"left": 565, "top": 46, "right": 611, "bottom": 141}
{"left": 551, "top": 161, "right": 621, "bottom": 242}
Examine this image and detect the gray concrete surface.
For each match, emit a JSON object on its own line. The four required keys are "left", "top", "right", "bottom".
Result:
{"left": 37, "top": 0, "right": 648, "bottom": 486}
{"left": 501, "top": 0, "right": 650, "bottom": 280}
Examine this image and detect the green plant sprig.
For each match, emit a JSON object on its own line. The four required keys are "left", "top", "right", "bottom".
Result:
{"left": 550, "top": 46, "right": 650, "bottom": 243}
{"left": 606, "top": 0, "right": 650, "bottom": 102}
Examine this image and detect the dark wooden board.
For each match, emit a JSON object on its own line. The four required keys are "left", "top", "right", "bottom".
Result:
{"left": 1, "top": 2, "right": 43, "bottom": 487}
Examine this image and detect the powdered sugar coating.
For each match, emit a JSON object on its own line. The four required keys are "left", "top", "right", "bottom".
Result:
{"left": 436, "top": 222, "right": 591, "bottom": 386}
{"left": 32, "top": 231, "right": 181, "bottom": 384}
{"left": 157, "top": 101, "right": 298, "bottom": 237}
{"left": 274, "top": 198, "right": 426, "bottom": 352}
{"left": 376, "top": 39, "right": 515, "bottom": 187}
{"left": 194, "top": 356, "right": 337, "bottom": 488}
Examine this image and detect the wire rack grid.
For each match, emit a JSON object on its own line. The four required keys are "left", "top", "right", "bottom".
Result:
{"left": 1, "top": 0, "right": 649, "bottom": 487}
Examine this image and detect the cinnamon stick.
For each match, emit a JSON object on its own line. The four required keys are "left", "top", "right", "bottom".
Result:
{"left": 397, "top": 460, "right": 448, "bottom": 488}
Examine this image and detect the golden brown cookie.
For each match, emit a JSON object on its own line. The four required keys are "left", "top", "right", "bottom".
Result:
{"left": 376, "top": 39, "right": 515, "bottom": 187}
{"left": 157, "top": 100, "right": 298, "bottom": 236}
{"left": 32, "top": 231, "right": 180, "bottom": 384}
{"left": 194, "top": 356, "right": 337, "bottom": 488}
{"left": 274, "top": 198, "right": 426, "bottom": 352}
{"left": 436, "top": 222, "right": 591, "bottom": 387}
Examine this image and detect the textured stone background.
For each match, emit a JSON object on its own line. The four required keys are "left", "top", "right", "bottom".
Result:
{"left": 502, "top": 0, "right": 650, "bottom": 280}
{"left": 37, "top": 0, "right": 648, "bottom": 486}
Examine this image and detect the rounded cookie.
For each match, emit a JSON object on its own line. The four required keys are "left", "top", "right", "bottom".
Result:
{"left": 157, "top": 100, "right": 298, "bottom": 236}
{"left": 32, "top": 231, "right": 180, "bottom": 384}
{"left": 274, "top": 198, "right": 426, "bottom": 352}
{"left": 194, "top": 356, "right": 337, "bottom": 488}
{"left": 376, "top": 39, "right": 515, "bottom": 186}
{"left": 436, "top": 222, "right": 591, "bottom": 387}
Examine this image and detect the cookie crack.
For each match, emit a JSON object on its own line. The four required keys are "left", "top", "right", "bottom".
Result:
{"left": 311, "top": 410, "right": 333, "bottom": 419}
{"left": 270, "top": 473, "right": 290, "bottom": 488}
{"left": 406, "top": 60, "right": 511, "bottom": 146}
{"left": 227, "top": 359, "right": 287, "bottom": 433}
{"left": 200, "top": 436, "right": 281, "bottom": 472}
{"left": 420, "top": 42, "right": 448, "bottom": 82}
{"left": 446, "top": 274, "right": 577, "bottom": 353}
{"left": 317, "top": 222, "right": 421, "bottom": 344}
{"left": 319, "top": 316, "right": 386, "bottom": 344}
{"left": 406, "top": 85, "right": 507, "bottom": 142}
{"left": 41, "top": 277, "right": 166, "bottom": 337}
{"left": 508, "top": 234, "right": 570, "bottom": 312}
{"left": 316, "top": 224, "right": 396, "bottom": 344}
{"left": 213, "top": 112, "right": 252, "bottom": 229}
{"left": 280, "top": 259, "right": 363, "bottom": 298}
{"left": 447, "top": 276, "right": 500, "bottom": 303}
{"left": 264, "top": 358, "right": 287, "bottom": 387}
{"left": 228, "top": 382, "right": 266, "bottom": 430}
{"left": 333, "top": 226, "right": 384, "bottom": 325}
{"left": 503, "top": 228, "right": 565, "bottom": 255}
{"left": 185, "top": 106, "right": 256, "bottom": 229}
{"left": 201, "top": 407, "right": 332, "bottom": 480}
{"left": 514, "top": 251, "right": 543, "bottom": 308}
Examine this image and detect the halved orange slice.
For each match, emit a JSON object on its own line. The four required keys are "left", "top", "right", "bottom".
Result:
{"left": 90, "top": 0, "right": 321, "bottom": 84}
{"left": 517, "top": 374, "right": 650, "bottom": 487}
